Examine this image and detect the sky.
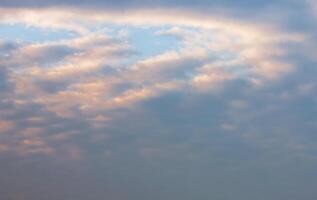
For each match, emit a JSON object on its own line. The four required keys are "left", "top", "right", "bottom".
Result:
{"left": 0, "top": 1, "right": 317, "bottom": 200}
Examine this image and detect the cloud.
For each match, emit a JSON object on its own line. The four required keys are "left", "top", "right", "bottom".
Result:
{"left": 0, "top": 67, "right": 9, "bottom": 92}
{"left": 0, "top": 0, "right": 313, "bottom": 159}
{"left": 0, "top": 0, "right": 314, "bottom": 37}
{"left": 0, "top": 6, "right": 311, "bottom": 154}
{"left": 0, "top": 1, "right": 316, "bottom": 200}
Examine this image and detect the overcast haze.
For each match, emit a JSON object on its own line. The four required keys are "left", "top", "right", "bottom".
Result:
{"left": 0, "top": 0, "right": 317, "bottom": 200}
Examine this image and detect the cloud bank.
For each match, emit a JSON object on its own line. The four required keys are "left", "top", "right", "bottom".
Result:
{"left": 0, "top": 1, "right": 317, "bottom": 200}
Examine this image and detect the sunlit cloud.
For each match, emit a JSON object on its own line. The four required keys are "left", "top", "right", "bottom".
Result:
{"left": 0, "top": 5, "right": 311, "bottom": 156}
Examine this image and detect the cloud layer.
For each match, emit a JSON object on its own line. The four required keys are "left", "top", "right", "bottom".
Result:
{"left": 0, "top": 1, "right": 317, "bottom": 200}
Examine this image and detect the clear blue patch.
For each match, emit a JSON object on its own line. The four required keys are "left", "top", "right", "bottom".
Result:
{"left": 129, "top": 26, "right": 180, "bottom": 58}
{"left": 0, "top": 23, "right": 77, "bottom": 42}
{"left": 103, "top": 24, "right": 181, "bottom": 59}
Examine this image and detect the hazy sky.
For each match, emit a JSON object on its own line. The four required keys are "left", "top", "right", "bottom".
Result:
{"left": 0, "top": 1, "right": 317, "bottom": 200}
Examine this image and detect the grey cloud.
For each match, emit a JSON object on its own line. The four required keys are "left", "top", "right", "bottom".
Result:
{"left": 0, "top": 67, "right": 9, "bottom": 92}
{"left": 1, "top": 63, "right": 316, "bottom": 200}
{"left": 0, "top": 64, "right": 316, "bottom": 200}
{"left": 0, "top": 0, "right": 304, "bottom": 10}
{"left": 9, "top": 44, "right": 77, "bottom": 67}
{"left": 0, "top": 41, "right": 18, "bottom": 55}
{"left": 0, "top": 0, "right": 312, "bottom": 31}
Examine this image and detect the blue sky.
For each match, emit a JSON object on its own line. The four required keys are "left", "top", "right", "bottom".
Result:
{"left": 0, "top": 24, "right": 76, "bottom": 42}
{"left": 0, "top": 1, "right": 317, "bottom": 200}
{"left": 0, "top": 23, "right": 180, "bottom": 58}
